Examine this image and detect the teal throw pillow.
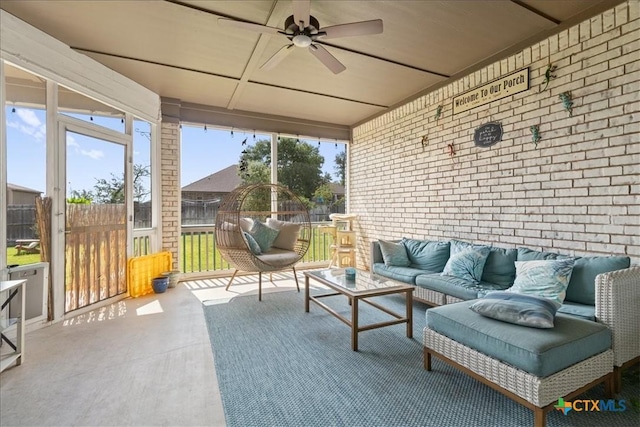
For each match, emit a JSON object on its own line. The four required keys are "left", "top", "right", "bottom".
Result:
{"left": 249, "top": 221, "right": 280, "bottom": 252}
{"left": 441, "top": 246, "right": 490, "bottom": 284}
{"left": 470, "top": 291, "right": 559, "bottom": 329}
{"left": 379, "top": 240, "right": 410, "bottom": 267}
{"left": 509, "top": 259, "right": 575, "bottom": 307}
{"left": 243, "top": 232, "right": 262, "bottom": 255}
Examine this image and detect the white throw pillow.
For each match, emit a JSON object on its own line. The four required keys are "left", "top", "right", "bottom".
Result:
{"left": 508, "top": 259, "right": 575, "bottom": 307}
{"left": 239, "top": 217, "right": 253, "bottom": 232}
{"left": 266, "top": 218, "right": 302, "bottom": 251}
{"left": 217, "top": 222, "right": 243, "bottom": 247}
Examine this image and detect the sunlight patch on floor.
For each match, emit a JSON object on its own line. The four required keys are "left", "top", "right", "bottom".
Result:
{"left": 186, "top": 270, "right": 329, "bottom": 305}
{"left": 62, "top": 301, "right": 128, "bottom": 326}
{"left": 135, "top": 299, "right": 164, "bottom": 316}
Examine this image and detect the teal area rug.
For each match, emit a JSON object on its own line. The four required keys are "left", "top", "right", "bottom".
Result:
{"left": 203, "top": 290, "right": 640, "bottom": 427}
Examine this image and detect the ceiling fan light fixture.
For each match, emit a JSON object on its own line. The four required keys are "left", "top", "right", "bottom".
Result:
{"left": 293, "top": 34, "right": 312, "bottom": 47}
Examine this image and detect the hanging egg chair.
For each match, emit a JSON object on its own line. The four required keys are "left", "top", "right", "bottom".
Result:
{"left": 215, "top": 183, "right": 311, "bottom": 300}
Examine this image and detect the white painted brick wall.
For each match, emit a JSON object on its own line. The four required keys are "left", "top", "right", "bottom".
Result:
{"left": 160, "top": 122, "right": 181, "bottom": 270}
{"left": 351, "top": 1, "right": 640, "bottom": 267}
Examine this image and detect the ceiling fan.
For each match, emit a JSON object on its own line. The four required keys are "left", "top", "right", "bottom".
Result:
{"left": 218, "top": 0, "right": 383, "bottom": 74}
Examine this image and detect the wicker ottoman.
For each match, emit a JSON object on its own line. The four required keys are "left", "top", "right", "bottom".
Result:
{"left": 423, "top": 301, "right": 614, "bottom": 427}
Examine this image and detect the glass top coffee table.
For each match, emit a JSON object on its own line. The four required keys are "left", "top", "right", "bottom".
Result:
{"left": 304, "top": 268, "right": 414, "bottom": 351}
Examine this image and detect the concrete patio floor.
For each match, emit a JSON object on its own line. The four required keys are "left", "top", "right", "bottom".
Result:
{"left": 0, "top": 271, "right": 307, "bottom": 427}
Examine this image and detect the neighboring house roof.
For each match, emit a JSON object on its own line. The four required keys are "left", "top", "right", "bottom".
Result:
{"left": 8, "top": 183, "right": 42, "bottom": 194}
{"left": 329, "top": 183, "right": 345, "bottom": 195}
{"left": 181, "top": 164, "right": 240, "bottom": 193}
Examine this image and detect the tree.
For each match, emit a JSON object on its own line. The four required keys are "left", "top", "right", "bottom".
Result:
{"left": 335, "top": 151, "right": 346, "bottom": 186}
{"left": 239, "top": 138, "right": 324, "bottom": 200}
{"left": 67, "top": 189, "right": 94, "bottom": 204}
{"left": 313, "top": 183, "right": 333, "bottom": 205}
{"left": 92, "top": 164, "right": 150, "bottom": 204}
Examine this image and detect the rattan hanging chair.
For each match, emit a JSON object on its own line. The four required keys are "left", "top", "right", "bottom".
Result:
{"left": 215, "top": 183, "right": 311, "bottom": 300}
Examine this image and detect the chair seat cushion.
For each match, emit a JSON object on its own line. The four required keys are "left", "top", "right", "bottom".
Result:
{"left": 426, "top": 300, "right": 611, "bottom": 377}
{"left": 416, "top": 274, "right": 507, "bottom": 300}
{"left": 372, "top": 263, "right": 429, "bottom": 284}
{"left": 257, "top": 249, "right": 299, "bottom": 267}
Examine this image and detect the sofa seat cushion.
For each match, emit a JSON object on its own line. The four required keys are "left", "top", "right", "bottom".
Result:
{"left": 426, "top": 301, "right": 611, "bottom": 377}
{"left": 372, "top": 263, "right": 432, "bottom": 284}
{"left": 416, "top": 274, "right": 507, "bottom": 301}
{"left": 557, "top": 301, "right": 596, "bottom": 321}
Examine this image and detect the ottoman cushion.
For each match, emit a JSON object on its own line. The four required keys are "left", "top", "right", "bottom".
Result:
{"left": 426, "top": 301, "right": 611, "bottom": 377}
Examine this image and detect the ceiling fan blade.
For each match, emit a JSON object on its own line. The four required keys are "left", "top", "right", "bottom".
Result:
{"left": 320, "top": 19, "right": 383, "bottom": 39}
{"left": 261, "top": 45, "right": 296, "bottom": 71}
{"left": 309, "top": 45, "right": 346, "bottom": 74}
{"left": 217, "top": 18, "right": 281, "bottom": 35}
{"left": 293, "top": 0, "right": 311, "bottom": 30}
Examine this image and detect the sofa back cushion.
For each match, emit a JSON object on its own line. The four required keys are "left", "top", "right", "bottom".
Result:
{"left": 401, "top": 238, "right": 450, "bottom": 272}
{"left": 481, "top": 247, "right": 518, "bottom": 288}
{"left": 517, "top": 247, "right": 569, "bottom": 261}
{"left": 565, "top": 256, "right": 631, "bottom": 305}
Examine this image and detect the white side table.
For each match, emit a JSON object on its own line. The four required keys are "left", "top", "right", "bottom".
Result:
{"left": 0, "top": 279, "right": 27, "bottom": 373}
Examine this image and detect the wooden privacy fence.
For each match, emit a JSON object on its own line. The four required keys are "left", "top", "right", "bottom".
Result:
{"left": 65, "top": 204, "right": 126, "bottom": 313}
{"left": 6, "top": 204, "right": 37, "bottom": 242}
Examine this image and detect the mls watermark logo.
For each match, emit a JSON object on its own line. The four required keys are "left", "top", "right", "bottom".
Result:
{"left": 555, "top": 398, "right": 627, "bottom": 415}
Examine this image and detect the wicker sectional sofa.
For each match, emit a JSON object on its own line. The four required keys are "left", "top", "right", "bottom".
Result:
{"left": 370, "top": 238, "right": 639, "bottom": 427}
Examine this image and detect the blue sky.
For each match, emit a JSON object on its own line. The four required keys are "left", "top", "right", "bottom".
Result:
{"left": 5, "top": 107, "right": 345, "bottom": 197}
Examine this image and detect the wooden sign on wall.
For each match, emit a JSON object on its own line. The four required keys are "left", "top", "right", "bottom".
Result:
{"left": 453, "top": 68, "right": 529, "bottom": 114}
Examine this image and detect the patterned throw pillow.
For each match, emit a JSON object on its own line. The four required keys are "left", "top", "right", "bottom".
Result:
{"left": 379, "top": 240, "right": 410, "bottom": 267}
{"left": 249, "top": 221, "right": 280, "bottom": 253}
{"left": 469, "top": 291, "right": 559, "bottom": 328}
{"left": 509, "top": 259, "right": 575, "bottom": 307}
{"left": 441, "top": 247, "right": 491, "bottom": 283}
{"left": 243, "top": 232, "right": 262, "bottom": 255}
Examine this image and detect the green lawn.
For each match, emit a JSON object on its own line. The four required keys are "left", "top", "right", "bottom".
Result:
{"left": 179, "top": 227, "right": 332, "bottom": 273}
{"left": 7, "top": 247, "right": 42, "bottom": 267}
{"left": 6, "top": 229, "right": 332, "bottom": 273}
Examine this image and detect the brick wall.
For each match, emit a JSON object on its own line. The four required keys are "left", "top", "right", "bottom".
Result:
{"left": 160, "top": 122, "right": 181, "bottom": 269}
{"left": 351, "top": 1, "right": 639, "bottom": 267}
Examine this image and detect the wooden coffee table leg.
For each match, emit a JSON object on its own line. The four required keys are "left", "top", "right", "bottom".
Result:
{"left": 406, "top": 290, "right": 413, "bottom": 339}
{"left": 352, "top": 296, "right": 359, "bottom": 351}
{"left": 304, "top": 276, "right": 310, "bottom": 312}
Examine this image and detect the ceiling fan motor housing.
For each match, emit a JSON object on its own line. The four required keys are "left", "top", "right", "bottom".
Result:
{"left": 285, "top": 15, "right": 321, "bottom": 47}
{"left": 285, "top": 14, "right": 320, "bottom": 34}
